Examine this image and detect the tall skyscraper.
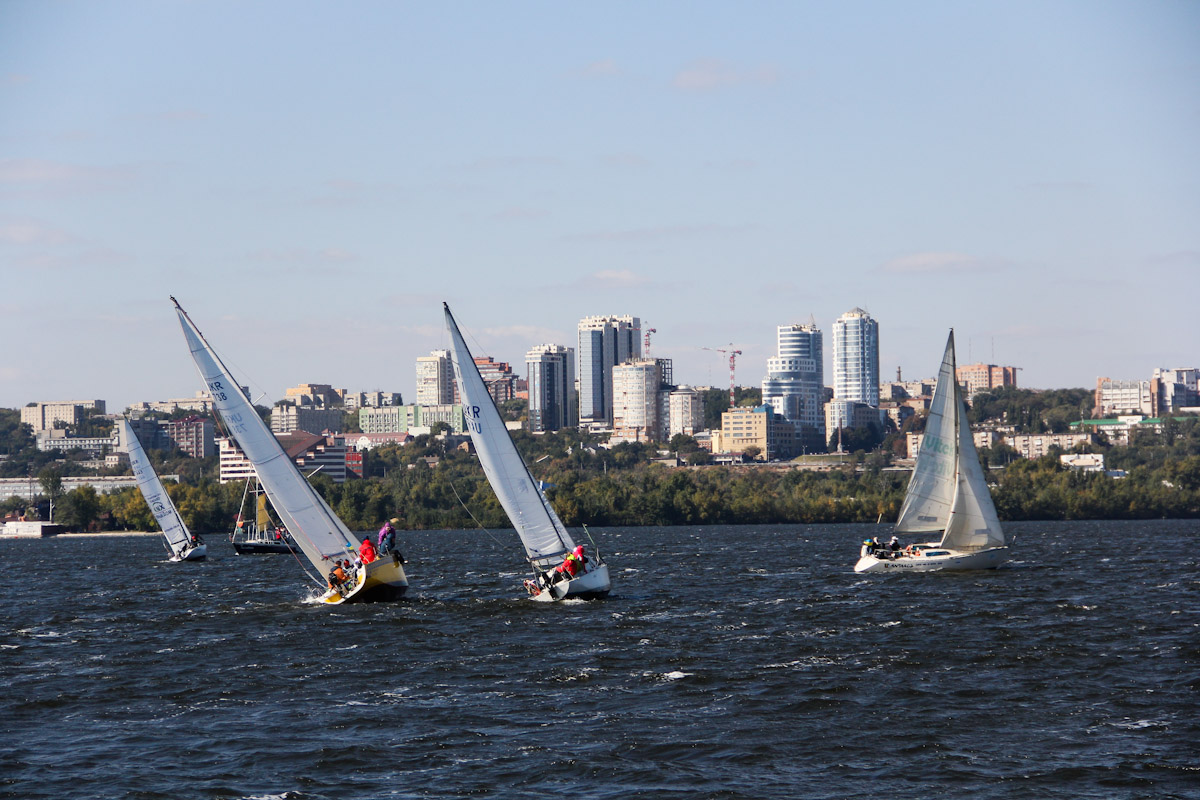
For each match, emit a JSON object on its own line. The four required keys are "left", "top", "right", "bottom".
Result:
{"left": 526, "top": 344, "right": 577, "bottom": 432}
{"left": 761, "top": 323, "right": 825, "bottom": 452}
{"left": 577, "top": 315, "right": 640, "bottom": 427}
{"left": 415, "top": 349, "right": 455, "bottom": 405}
{"left": 612, "top": 358, "right": 663, "bottom": 442}
{"left": 832, "top": 308, "right": 880, "bottom": 406}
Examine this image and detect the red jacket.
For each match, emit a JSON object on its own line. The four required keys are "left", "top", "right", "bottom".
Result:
{"left": 359, "top": 539, "right": 377, "bottom": 563}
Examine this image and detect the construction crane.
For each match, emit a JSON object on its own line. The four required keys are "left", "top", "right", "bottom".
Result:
{"left": 643, "top": 326, "right": 656, "bottom": 359}
{"left": 702, "top": 344, "right": 742, "bottom": 408}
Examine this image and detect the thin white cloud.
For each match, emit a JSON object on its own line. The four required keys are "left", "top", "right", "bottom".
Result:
{"left": 491, "top": 207, "right": 548, "bottom": 221}
{"left": 882, "top": 252, "right": 986, "bottom": 274}
{"left": 580, "top": 59, "right": 620, "bottom": 77}
{"left": 565, "top": 223, "right": 755, "bottom": 243}
{"left": 462, "top": 156, "right": 562, "bottom": 172}
{"left": 0, "top": 220, "right": 73, "bottom": 245}
{"left": 3, "top": 74, "right": 30, "bottom": 86}
{"left": 1147, "top": 250, "right": 1200, "bottom": 269}
{"left": 600, "top": 153, "right": 651, "bottom": 169}
{"left": 673, "top": 59, "right": 779, "bottom": 92}
{"left": 248, "top": 247, "right": 360, "bottom": 267}
{"left": 0, "top": 158, "right": 136, "bottom": 190}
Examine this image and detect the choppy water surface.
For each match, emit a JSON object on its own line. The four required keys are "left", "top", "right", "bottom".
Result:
{"left": 3, "top": 520, "right": 1198, "bottom": 799}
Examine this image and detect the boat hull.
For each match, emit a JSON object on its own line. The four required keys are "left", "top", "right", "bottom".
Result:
{"left": 320, "top": 554, "right": 408, "bottom": 604}
{"left": 531, "top": 563, "right": 611, "bottom": 602}
{"left": 232, "top": 540, "right": 294, "bottom": 555}
{"left": 855, "top": 546, "right": 1008, "bottom": 573}
{"left": 170, "top": 544, "right": 207, "bottom": 562}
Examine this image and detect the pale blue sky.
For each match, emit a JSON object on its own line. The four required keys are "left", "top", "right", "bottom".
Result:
{"left": 2, "top": 1, "right": 1197, "bottom": 412}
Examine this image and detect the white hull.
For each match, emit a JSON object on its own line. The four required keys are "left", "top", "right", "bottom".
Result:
{"left": 855, "top": 546, "right": 1008, "bottom": 573}
{"left": 530, "top": 563, "right": 611, "bottom": 602}
{"left": 320, "top": 553, "right": 408, "bottom": 604}
{"left": 170, "top": 543, "right": 207, "bottom": 562}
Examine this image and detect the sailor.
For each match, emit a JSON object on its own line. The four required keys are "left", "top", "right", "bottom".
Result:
{"left": 889, "top": 536, "right": 900, "bottom": 552}
{"left": 378, "top": 518, "right": 398, "bottom": 553}
{"left": 573, "top": 545, "right": 588, "bottom": 570}
{"left": 359, "top": 537, "right": 377, "bottom": 564}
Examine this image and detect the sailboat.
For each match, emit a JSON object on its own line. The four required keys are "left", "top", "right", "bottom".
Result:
{"left": 855, "top": 330, "right": 1008, "bottom": 573}
{"left": 443, "top": 302, "right": 610, "bottom": 601}
{"left": 172, "top": 297, "right": 407, "bottom": 602}
{"left": 119, "top": 418, "right": 207, "bottom": 562}
{"left": 231, "top": 478, "right": 296, "bottom": 554}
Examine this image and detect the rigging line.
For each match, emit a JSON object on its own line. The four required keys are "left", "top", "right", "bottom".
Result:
{"left": 447, "top": 477, "right": 525, "bottom": 566}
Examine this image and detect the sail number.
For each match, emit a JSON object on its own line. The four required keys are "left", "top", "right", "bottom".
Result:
{"left": 208, "top": 379, "right": 229, "bottom": 402}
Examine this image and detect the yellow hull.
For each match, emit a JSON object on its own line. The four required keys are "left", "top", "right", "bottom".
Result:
{"left": 320, "top": 554, "right": 408, "bottom": 604}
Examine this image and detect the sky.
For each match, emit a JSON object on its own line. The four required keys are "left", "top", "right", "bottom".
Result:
{"left": 2, "top": 0, "right": 1198, "bottom": 413}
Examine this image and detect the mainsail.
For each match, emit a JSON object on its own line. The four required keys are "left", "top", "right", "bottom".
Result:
{"left": 121, "top": 418, "right": 194, "bottom": 557}
{"left": 443, "top": 303, "right": 575, "bottom": 562}
{"left": 172, "top": 298, "right": 359, "bottom": 573}
{"left": 894, "top": 330, "right": 1004, "bottom": 550}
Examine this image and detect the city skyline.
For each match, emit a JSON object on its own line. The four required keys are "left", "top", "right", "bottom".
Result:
{"left": 2, "top": 2, "right": 1197, "bottom": 412}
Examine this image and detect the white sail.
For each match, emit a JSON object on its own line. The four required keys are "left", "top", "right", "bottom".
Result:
{"left": 941, "top": 366, "right": 1005, "bottom": 550}
{"left": 895, "top": 330, "right": 1004, "bottom": 550}
{"left": 173, "top": 298, "right": 359, "bottom": 573}
{"left": 443, "top": 303, "right": 575, "bottom": 562}
{"left": 894, "top": 333, "right": 960, "bottom": 534}
{"left": 121, "top": 418, "right": 194, "bottom": 557}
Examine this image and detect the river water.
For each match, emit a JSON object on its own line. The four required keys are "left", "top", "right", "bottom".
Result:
{"left": 3, "top": 519, "right": 1197, "bottom": 799}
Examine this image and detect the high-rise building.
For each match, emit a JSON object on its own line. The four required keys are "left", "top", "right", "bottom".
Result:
{"left": 416, "top": 350, "right": 455, "bottom": 406}
{"left": 761, "top": 323, "right": 825, "bottom": 452}
{"left": 526, "top": 344, "right": 576, "bottom": 433}
{"left": 474, "top": 356, "right": 516, "bottom": 405}
{"left": 612, "top": 358, "right": 664, "bottom": 442}
{"left": 668, "top": 385, "right": 704, "bottom": 438}
{"left": 832, "top": 308, "right": 879, "bottom": 406}
{"left": 577, "top": 315, "right": 640, "bottom": 428}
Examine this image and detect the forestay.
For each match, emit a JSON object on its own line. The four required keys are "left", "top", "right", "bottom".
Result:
{"left": 173, "top": 298, "right": 358, "bottom": 572}
{"left": 121, "top": 418, "right": 193, "bottom": 557}
{"left": 443, "top": 303, "right": 575, "bottom": 562}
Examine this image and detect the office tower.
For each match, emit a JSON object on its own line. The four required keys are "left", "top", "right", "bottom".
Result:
{"left": 577, "top": 315, "right": 641, "bottom": 427}
{"left": 415, "top": 349, "right": 455, "bottom": 405}
{"left": 612, "top": 358, "right": 663, "bottom": 442}
{"left": 832, "top": 308, "right": 879, "bottom": 406}
{"left": 526, "top": 344, "right": 577, "bottom": 432}
{"left": 761, "top": 323, "right": 825, "bottom": 452}
{"left": 668, "top": 385, "right": 704, "bottom": 437}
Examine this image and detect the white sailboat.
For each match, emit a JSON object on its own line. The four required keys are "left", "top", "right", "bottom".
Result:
{"left": 119, "top": 418, "right": 207, "bottom": 562}
{"left": 855, "top": 330, "right": 1008, "bottom": 573}
{"left": 443, "top": 302, "right": 610, "bottom": 601}
{"left": 172, "top": 297, "right": 407, "bottom": 602}
{"left": 231, "top": 478, "right": 296, "bottom": 555}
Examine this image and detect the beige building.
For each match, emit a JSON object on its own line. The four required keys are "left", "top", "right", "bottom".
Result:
{"left": 283, "top": 383, "right": 345, "bottom": 407}
{"left": 956, "top": 363, "right": 1018, "bottom": 399}
{"left": 270, "top": 405, "right": 345, "bottom": 435}
{"left": 416, "top": 350, "right": 456, "bottom": 405}
{"left": 21, "top": 400, "right": 106, "bottom": 433}
{"left": 1094, "top": 378, "right": 1154, "bottom": 416}
{"left": 127, "top": 392, "right": 214, "bottom": 416}
{"left": 1004, "top": 432, "right": 1096, "bottom": 459}
{"left": 712, "top": 405, "right": 796, "bottom": 461}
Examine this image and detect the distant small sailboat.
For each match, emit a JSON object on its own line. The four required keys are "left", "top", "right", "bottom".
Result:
{"left": 231, "top": 479, "right": 296, "bottom": 555}
{"left": 855, "top": 330, "right": 1008, "bottom": 573}
{"left": 444, "top": 302, "right": 610, "bottom": 601}
{"left": 172, "top": 297, "right": 407, "bottom": 602}
{"left": 120, "top": 418, "right": 206, "bottom": 562}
